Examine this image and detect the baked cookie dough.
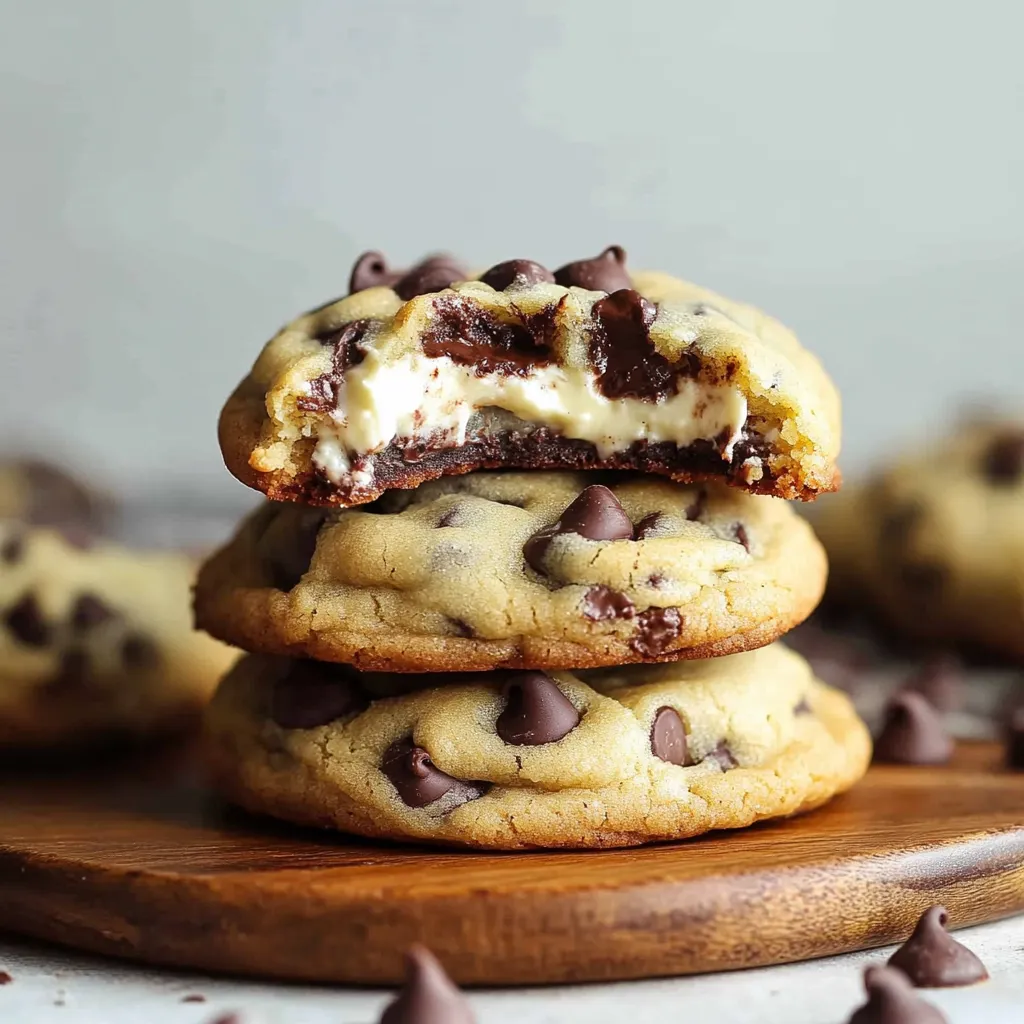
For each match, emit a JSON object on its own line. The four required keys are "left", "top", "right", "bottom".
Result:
{"left": 204, "top": 643, "right": 871, "bottom": 850}
{"left": 1, "top": 520, "right": 236, "bottom": 749}
{"left": 220, "top": 247, "right": 840, "bottom": 506}
{"left": 0, "top": 459, "right": 109, "bottom": 543}
{"left": 813, "top": 421, "right": 1024, "bottom": 662}
{"left": 194, "top": 472, "right": 827, "bottom": 672}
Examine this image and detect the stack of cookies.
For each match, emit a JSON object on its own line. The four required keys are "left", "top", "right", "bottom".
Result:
{"left": 196, "top": 246, "right": 870, "bottom": 849}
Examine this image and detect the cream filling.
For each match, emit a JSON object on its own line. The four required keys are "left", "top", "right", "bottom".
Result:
{"left": 309, "top": 350, "right": 748, "bottom": 487}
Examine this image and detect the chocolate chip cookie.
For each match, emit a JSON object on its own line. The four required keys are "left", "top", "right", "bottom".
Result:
{"left": 203, "top": 642, "right": 870, "bottom": 849}
{"left": 194, "top": 472, "right": 827, "bottom": 672}
{"left": 0, "top": 459, "right": 109, "bottom": 544}
{"left": 219, "top": 247, "right": 840, "bottom": 507}
{"left": 1, "top": 520, "right": 236, "bottom": 749}
{"left": 813, "top": 421, "right": 1024, "bottom": 662}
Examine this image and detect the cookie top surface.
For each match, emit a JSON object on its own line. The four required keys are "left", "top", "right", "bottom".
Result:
{"left": 221, "top": 247, "right": 840, "bottom": 506}
{"left": 813, "top": 420, "right": 1024, "bottom": 661}
{"left": 0, "top": 459, "right": 109, "bottom": 543}
{"left": 195, "top": 472, "right": 827, "bottom": 672}
{"left": 204, "top": 643, "right": 871, "bottom": 849}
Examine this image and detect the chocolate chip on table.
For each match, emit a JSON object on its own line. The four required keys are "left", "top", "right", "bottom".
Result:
{"left": 479, "top": 259, "right": 555, "bottom": 291}
{"left": 982, "top": 430, "right": 1024, "bottom": 484}
{"left": 496, "top": 671, "right": 580, "bottom": 745}
{"left": 1004, "top": 704, "right": 1024, "bottom": 769}
{"left": 349, "top": 251, "right": 402, "bottom": 293}
{"left": 629, "top": 607, "right": 682, "bottom": 658}
{"left": 1, "top": 533, "right": 24, "bottom": 564}
{"left": 590, "top": 289, "right": 675, "bottom": 401}
{"left": 271, "top": 661, "right": 368, "bottom": 729}
{"left": 121, "top": 633, "right": 161, "bottom": 669}
{"left": 705, "top": 742, "right": 737, "bottom": 770}
{"left": 650, "top": 707, "right": 690, "bottom": 765}
{"left": 382, "top": 738, "right": 465, "bottom": 807}
{"left": 393, "top": 255, "right": 468, "bottom": 301}
{"left": 379, "top": 945, "right": 476, "bottom": 1024}
{"left": 71, "top": 593, "right": 115, "bottom": 631}
{"left": 901, "top": 655, "right": 964, "bottom": 713}
{"left": 580, "top": 585, "right": 635, "bottom": 622}
{"left": 554, "top": 245, "right": 631, "bottom": 293}
{"left": 873, "top": 692, "right": 953, "bottom": 765}
{"left": 523, "top": 485, "right": 633, "bottom": 573}
{"left": 887, "top": 905, "right": 988, "bottom": 987}
{"left": 846, "top": 965, "right": 949, "bottom": 1024}
{"left": 4, "top": 593, "right": 50, "bottom": 647}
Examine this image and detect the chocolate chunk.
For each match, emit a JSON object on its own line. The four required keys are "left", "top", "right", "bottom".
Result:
{"left": 4, "top": 593, "right": 49, "bottom": 647}
{"left": 349, "top": 251, "right": 401, "bottom": 294}
{"left": 382, "top": 738, "right": 461, "bottom": 807}
{"left": 393, "top": 255, "right": 468, "bottom": 301}
{"left": 496, "top": 671, "right": 580, "bottom": 745}
{"left": 874, "top": 692, "right": 953, "bottom": 765}
{"left": 633, "top": 512, "right": 666, "bottom": 539}
{"left": 686, "top": 490, "right": 708, "bottom": 521}
{"left": 0, "top": 971, "right": 11, "bottom": 984}
{"left": 580, "top": 585, "right": 635, "bottom": 622}
{"left": 902, "top": 655, "right": 963, "bottom": 714}
{"left": 982, "top": 430, "right": 1024, "bottom": 484}
{"left": 629, "top": 607, "right": 682, "bottom": 658}
{"left": 554, "top": 245, "right": 631, "bottom": 293}
{"left": 266, "top": 508, "right": 330, "bottom": 590}
{"left": 479, "top": 259, "right": 554, "bottom": 291}
{"left": 422, "top": 294, "right": 551, "bottom": 375}
{"left": 1006, "top": 704, "right": 1024, "bottom": 769}
{"left": 300, "top": 320, "right": 372, "bottom": 413}
{"left": 888, "top": 905, "right": 988, "bottom": 988}
{"left": 523, "top": 485, "right": 633, "bottom": 573}
{"left": 732, "top": 523, "right": 750, "bottom": 551}
{"left": 847, "top": 965, "right": 949, "bottom": 1024}
{"left": 271, "top": 661, "right": 368, "bottom": 729}
{"left": 71, "top": 593, "right": 115, "bottom": 632}
{"left": 590, "top": 289, "right": 675, "bottom": 401}
{"left": 1, "top": 533, "right": 24, "bottom": 564}
{"left": 650, "top": 707, "right": 690, "bottom": 765}
{"left": 794, "top": 696, "right": 813, "bottom": 716}
{"left": 121, "top": 633, "right": 160, "bottom": 670}
{"left": 706, "top": 742, "right": 737, "bottom": 770}
{"left": 379, "top": 945, "right": 476, "bottom": 1024}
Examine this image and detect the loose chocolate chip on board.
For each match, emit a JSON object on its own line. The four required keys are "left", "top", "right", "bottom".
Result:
{"left": 4, "top": 593, "right": 50, "bottom": 647}
{"left": 590, "top": 289, "right": 676, "bottom": 401}
{"left": 379, "top": 945, "right": 476, "bottom": 1024}
{"left": 121, "top": 633, "right": 161, "bottom": 670}
{"left": 580, "top": 585, "right": 635, "bottom": 622}
{"left": 874, "top": 692, "right": 953, "bottom": 765}
{"left": 349, "top": 251, "right": 402, "bottom": 294}
{"left": 1005, "top": 705, "right": 1024, "bottom": 769}
{"left": 271, "top": 661, "right": 368, "bottom": 729}
{"left": 847, "top": 966, "right": 949, "bottom": 1024}
{"left": 382, "top": 738, "right": 485, "bottom": 808}
{"left": 393, "top": 255, "right": 468, "bottom": 301}
{"left": 265, "top": 508, "right": 330, "bottom": 591}
{"left": 496, "top": 672, "right": 580, "bottom": 745}
{"left": 629, "top": 607, "right": 682, "bottom": 658}
{"left": 300, "top": 320, "right": 372, "bottom": 413}
{"left": 982, "top": 430, "right": 1024, "bottom": 484}
{"left": 650, "top": 707, "right": 690, "bottom": 765}
{"left": 706, "top": 742, "right": 738, "bottom": 770}
{"left": 887, "top": 905, "right": 988, "bottom": 988}
{"left": 1, "top": 533, "right": 24, "bottom": 564}
{"left": 479, "top": 259, "right": 555, "bottom": 291}
{"left": 554, "top": 245, "right": 631, "bottom": 293}
{"left": 71, "top": 593, "right": 115, "bottom": 631}
{"left": 901, "top": 655, "right": 964, "bottom": 713}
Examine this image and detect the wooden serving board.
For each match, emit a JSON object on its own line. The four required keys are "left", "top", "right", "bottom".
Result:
{"left": 0, "top": 742, "right": 1022, "bottom": 986}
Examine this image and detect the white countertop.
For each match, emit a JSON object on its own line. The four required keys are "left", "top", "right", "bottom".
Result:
{"left": 2, "top": 916, "right": 1023, "bottom": 1024}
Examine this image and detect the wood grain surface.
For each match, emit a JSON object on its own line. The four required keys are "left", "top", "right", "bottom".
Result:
{"left": 0, "top": 742, "right": 1022, "bottom": 986}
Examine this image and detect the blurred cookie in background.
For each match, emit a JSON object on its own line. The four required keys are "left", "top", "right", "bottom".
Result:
{"left": 0, "top": 458, "right": 112, "bottom": 543}
{"left": 812, "top": 420, "right": 1024, "bottom": 664}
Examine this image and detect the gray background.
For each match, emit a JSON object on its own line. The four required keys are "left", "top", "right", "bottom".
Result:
{"left": 2, "top": 0, "right": 1022, "bottom": 505}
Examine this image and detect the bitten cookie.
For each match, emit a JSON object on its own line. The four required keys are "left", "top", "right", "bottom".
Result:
{"left": 220, "top": 247, "right": 840, "bottom": 506}
{"left": 195, "top": 472, "right": 827, "bottom": 672}
{"left": 1, "top": 520, "right": 236, "bottom": 749}
{"left": 813, "top": 421, "right": 1024, "bottom": 661}
{"left": 204, "top": 643, "right": 871, "bottom": 850}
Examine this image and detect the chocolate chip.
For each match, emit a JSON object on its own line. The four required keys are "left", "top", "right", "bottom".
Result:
{"left": 580, "top": 585, "right": 635, "bottom": 622}
{"left": 71, "top": 593, "right": 115, "bottom": 632}
{"left": 650, "top": 707, "right": 690, "bottom": 765}
{"left": 45, "top": 650, "right": 92, "bottom": 695}
{"left": 379, "top": 945, "right": 476, "bottom": 1024}
{"left": 847, "top": 966, "right": 949, "bottom": 1024}
{"left": 4, "top": 593, "right": 49, "bottom": 647}
{"left": 299, "top": 320, "right": 372, "bottom": 413}
{"left": 393, "top": 255, "right": 468, "bottom": 301}
{"left": 554, "top": 245, "right": 631, "bottom": 292}
{"left": 1, "top": 533, "right": 24, "bottom": 564}
{"left": 982, "top": 430, "right": 1024, "bottom": 484}
{"left": 271, "top": 661, "right": 368, "bottom": 729}
{"left": 266, "top": 508, "right": 329, "bottom": 591}
{"left": 732, "top": 523, "right": 750, "bottom": 551}
{"left": 0, "top": 971, "right": 11, "bottom": 984}
{"left": 590, "top": 289, "right": 676, "bottom": 401}
{"left": 479, "top": 259, "right": 555, "bottom": 291}
{"left": 633, "top": 512, "right": 666, "bottom": 539}
{"left": 422, "top": 294, "right": 551, "bottom": 375}
{"left": 794, "top": 696, "right": 813, "bottom": 716}
{"left": 874, "top": 692, "right": 953, "bottom": 765}
{"left": 382, "top": 738, "right": 470, "bottom": 807}
{"left": 629, "top": 607, "right": 682, "bottom": 658}
{"left": 435, "top": 504, "right": 465, "bottom": 528}
{"left": 686, "top": 491, "right": 708, "bottom": 521}
{"left": 887, "top": 905, "right": 988, "bottom": 988}
{"left": 706, "top": 742, "right": 737, "bottom": 770}
{"left": 349, "top": 251, "right": 401, "bottom": 294}
{"left": 901, "top": 655, "right": 963, "bottom": 713}
{"left": 523, "top": 485, "right": 633, "bottom": 573}
{"left": 496, "top": 671, "right": 580, "bottom": 746}
{"left": 121, "top": 633, "right": 160, "bottom": 670}
{"left": 1004, "top": 704, "right": 1024, "bottom": 769}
